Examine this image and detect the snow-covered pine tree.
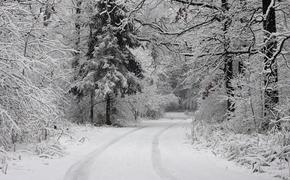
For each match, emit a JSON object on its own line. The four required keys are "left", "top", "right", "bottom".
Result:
{"left": 71, "top": 0, "right": 143, "bottom": 125}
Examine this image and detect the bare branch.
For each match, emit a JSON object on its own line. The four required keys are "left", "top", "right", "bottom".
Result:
{"left": 181, "top": 49, "right": 259, "bottom": 57}
{"left": 135, "top": 17, "right": 216, "bottom": 36}
{"left": 128, "top": 0, "right": 146, "bottom": 17}
{"left": 171, "top": 0, "right": 220, "bottom": 10}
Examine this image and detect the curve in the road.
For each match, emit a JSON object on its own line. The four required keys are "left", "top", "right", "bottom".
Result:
{"left": 152, "top": 123, "right": 179, "bottom": 180}
{"left": 64, "top": 126, "right": 145, "bottom": 180}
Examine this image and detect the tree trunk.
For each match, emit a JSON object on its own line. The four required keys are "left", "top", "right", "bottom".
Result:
{"left": 105, "top": 94, "right": 112, "bottom": 125}
{"left": 225, "top": 55, "right": 234, "bottom": 114}
{"left": 90, "top": 89, "right": 95, "bottom": 124}
{"left": 262, "top": 0, "right": 279, "bottom": 130}
{"left": 87, "top": 23, "right": 95, "bottom": 59}
{"left": 134, "top": 110, "right": 138, "bottom": 121}
{"left": 72, "top": 0, "right": 82, "bottom": 68}
{"left": 221, "top": 0, "right": 235, "bottom": 117}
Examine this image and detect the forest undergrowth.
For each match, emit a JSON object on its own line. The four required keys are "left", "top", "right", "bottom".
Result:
{"left": 0, "top": 120, "right": 74, "bottom": 174}
{"left": 192, "top": 120, "right": 290, "bottom": 180}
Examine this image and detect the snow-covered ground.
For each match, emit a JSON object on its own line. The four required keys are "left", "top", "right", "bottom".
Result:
{"left": 0, "top": 125, "right": 137, "bottom": 180}
{"left": 0, "top": 117, "right": 277, "bottom": 180}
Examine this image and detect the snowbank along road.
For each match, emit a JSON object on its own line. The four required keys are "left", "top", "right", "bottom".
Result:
{"left": 64, "top": 117, "right": 275, "bottom": 180}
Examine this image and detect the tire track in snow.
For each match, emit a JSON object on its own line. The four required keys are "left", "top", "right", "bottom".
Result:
{"left": 64, "top": 126, "right": 145, "bottom": 180}
{"left": 152, "top": 123, "right": 179, "bottom": 180}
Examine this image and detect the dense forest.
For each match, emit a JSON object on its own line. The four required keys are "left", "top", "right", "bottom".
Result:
{"left": 1, "top": 0, "right": 290, "bottom": 179}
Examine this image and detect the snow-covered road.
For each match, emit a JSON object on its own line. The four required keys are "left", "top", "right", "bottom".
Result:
{"left": 64, "top": 119, "right": 275, "bottom": 180}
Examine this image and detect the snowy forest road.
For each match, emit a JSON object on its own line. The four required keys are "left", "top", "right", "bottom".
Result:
{"left": 64, "top": 119, "right": 274, "bottom": 180}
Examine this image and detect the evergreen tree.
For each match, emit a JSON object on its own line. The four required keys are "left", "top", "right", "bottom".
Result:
{"left": 71, "top": 0, "right": 143, "bottom": 125}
